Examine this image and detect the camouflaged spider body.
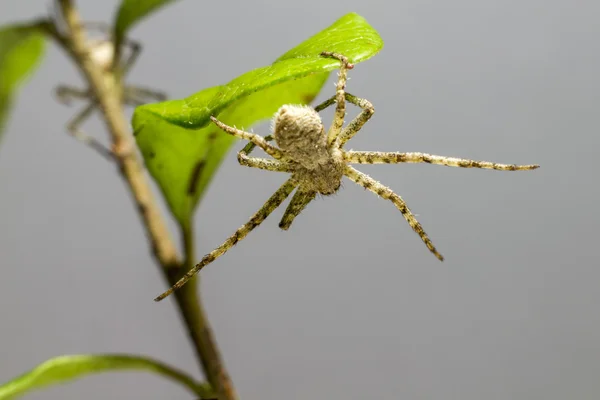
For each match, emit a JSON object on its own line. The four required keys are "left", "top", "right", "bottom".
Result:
{"left": 155, "top": 51, "right": 539, "bottom": 301}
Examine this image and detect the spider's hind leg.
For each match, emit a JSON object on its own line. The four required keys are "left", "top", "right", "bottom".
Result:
{"left": 279, "top": 189, "right": 316, "bottom": 230}
{"left": 155, "top": 178, "right": 298, "bottom": 301}
{"left": 344, "top": 165, "right": 444, "bottom": 261}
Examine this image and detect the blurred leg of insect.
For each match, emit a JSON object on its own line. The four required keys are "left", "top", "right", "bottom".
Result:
{"left": 66, "top": 102, "right": 113, "bottom": 159}
{"left": 210, "top": 116, "right": 284, "bottom": 159}
{"left": 279, "top": 189, "right": 316, "bottom": 230}
{"left": 123, "top": 86, "right": 167, "bottom": 106}
{"left": 344, "top": 151, "right": 540, "bottom": 171}
{"left": 67, "top": 20, "right": 141, "bottom": 76}
{"left": 320, "top": 52, "right": 354, "bottom": 144}
{"left": 344, "top": 165, "right": 444, "bottom": 261}
{"left": 55, "top": 86, "right": 91, "bottom": 105}
{"left": 155, "top": 178, "right": 298, "bottom": 301}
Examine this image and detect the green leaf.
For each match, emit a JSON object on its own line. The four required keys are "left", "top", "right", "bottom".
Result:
{"left": 0, "top": 354, "right": 215, "bottom": 400}
{"left": 113, "top": 0, "right": 178, "bottom": 59}
{"left": 133, "top": 12, "right": 384, "bottom": 224}
{"left": 0, "top": 22, "right": 46, "bottom": 141}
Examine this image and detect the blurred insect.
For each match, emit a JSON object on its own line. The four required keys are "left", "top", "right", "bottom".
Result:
{"left": 52, "top": 18, "right": 166, "bottom": 158}
{"left": 155, "top": 51, "right": 539, "bottom": 301}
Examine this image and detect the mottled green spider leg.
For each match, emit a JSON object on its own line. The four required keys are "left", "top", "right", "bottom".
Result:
{"left": 210, "top": 116, "right": 284, "bottom": 159}
{"left": 313, "top": 92, "right": 375, "bottom": 148}
{"left": 155, "top": 178, "right": 298, "bottom": 301}
{"left": 279, "top": 189, "right": 317, "bottom": 230}
{"left": 237, "top": 135, "right": 291, "bottom": 172}
{"left": 336, "top": 94, "right": 374, "bottom": 147}
{"left": 344, "top": 151, "right": 540, "bottom": 171}
{"left": 320, "top": 51, "right": 353, "bottom": 146}
{"left": 344, "top": 165, "right": 444, "bottom": 261}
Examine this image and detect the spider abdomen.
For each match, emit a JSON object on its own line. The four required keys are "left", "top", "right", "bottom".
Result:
{"left": 273, "top": 104, "right": 329, "bottom": 168}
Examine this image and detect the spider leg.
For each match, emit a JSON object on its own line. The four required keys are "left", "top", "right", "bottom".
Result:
{"left": 344, "top": 151, "right": 540, "bottom": 171}
{"left": 237, "top": 138, "right": 292, "bottom": 172}
{"left": 123, "top": 85, "right": 167, "bottom": 105}
{"left": 119, "top": 37, "right": 141, "bottom": 76}
{"left": 279, "top": 189, "right": 316, "bottom": 230}
{"left": 155, "top": 178, "right": 298, "bottom": 301}
{"left": 210, "top": 116, "right": 284, "bottom": 159}
{"left": 313, "top": 92, "right": 375, "bottom": 148}
{"left": 65, "top": 102, "right": 113, "bottom": 160}
{"left": 55, "top": 85, "right": 92, "bottom": 105}
{"left": 336, "top": 94, "right": 374, "bottom": 147}
{"left": 320, "top": 52, "right": 354, "bottom": 146}
{"left": 344, "top": 165, "right": 444, "bottom": 261}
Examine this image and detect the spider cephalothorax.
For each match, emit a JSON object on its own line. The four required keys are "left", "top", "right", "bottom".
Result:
{"left": 155, "top": 51, "right": 539, "bottom": 301}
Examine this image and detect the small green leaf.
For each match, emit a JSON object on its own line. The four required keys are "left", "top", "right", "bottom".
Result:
{"left": 113, "top": 0, "right": 178, "bottom": 59}
{"left": 0, "top": 21, "right": 46, "bottom": 141}
{"left": 133, "top": 12, "right": 383, "bottom": 224}
{"left": 0, "top": 354, "right": 214, "bottom": 400}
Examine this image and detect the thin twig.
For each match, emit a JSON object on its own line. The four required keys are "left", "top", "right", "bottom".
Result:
{"left": 177, "top": 223, "right": 238, "bottom": 400}
{"left": 49, "top": 1, "right": 237, "bottom": 399}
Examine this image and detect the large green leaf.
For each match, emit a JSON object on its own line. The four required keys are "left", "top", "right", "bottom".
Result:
{"left": 133, "top": 12, "right": 384, "bottom": 224}
{"left": 0, "top": 354, "right": 214, "bottom": 400}
{"left": 113, "top": 0, "right": 178, "bottom": 62}
{"left": 0, "top": 22, "right": 46, "bottom": 141}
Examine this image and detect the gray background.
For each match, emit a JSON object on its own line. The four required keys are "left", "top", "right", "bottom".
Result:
{"left": 1, "top": 1, "right": 598, "bottom": 399}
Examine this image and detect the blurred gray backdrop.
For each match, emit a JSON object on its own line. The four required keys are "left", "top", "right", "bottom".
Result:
{"left": 1, "top": 1, "right": 598, "bottom": 399}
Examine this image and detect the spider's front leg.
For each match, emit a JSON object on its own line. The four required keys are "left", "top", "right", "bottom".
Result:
{"left": 237, "top": 135, "right": 292, "bottom": 172}
{"left": 313, "top": 92, "right": 375, "bottom": 148}
{"left": 320, "top": 52, "right": 354, "bottom": 146}
{"left": 155, "top": 178, "right": 298, "bottom": 301}
{"left": 210, "top": 116, "right": 284, "bottom": 159}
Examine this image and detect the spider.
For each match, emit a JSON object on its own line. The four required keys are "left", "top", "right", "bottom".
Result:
{"left": 154, "top": 51, "right": 539, "bottom": 301}
{"left": 53, "top": 21, "right": 166, "bottom": 158}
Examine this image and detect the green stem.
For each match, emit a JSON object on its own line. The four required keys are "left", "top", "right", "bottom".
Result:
{"left": 49, "top": 2, "right": 237, "bottom": 399}
{"left": 172, "top": 222, "right": 237, "bottom": 400}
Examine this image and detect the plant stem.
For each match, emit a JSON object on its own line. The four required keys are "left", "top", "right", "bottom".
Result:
{"left": 176, "top": 223, "right": 238, "bottom": 400}
{"left": 51, "top": 2, "right": 237, "bottom": 399}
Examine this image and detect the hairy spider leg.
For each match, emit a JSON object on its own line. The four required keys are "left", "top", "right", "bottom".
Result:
{"left": 237, "top": 135, "right": 291, "bottom": 172}
{"left": 313, "top": 92, "right": 375, "bottom": 148}
{"left": 320, "top": 52, "right": 354, "bottom": 146}
{"left": 155, "top": 178, "right": 298, "bottom": 301}
{"left": 210, "top": 116, "right": 284, "bottom": 159}
{"left": 343, "top": 151, "right": 540, "bottom": 170}
{"left": 344, "top": 165, "right": 444, "bottom": 261}
{"left": 279, "top": 190, "right": 317, "bottom": 230}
